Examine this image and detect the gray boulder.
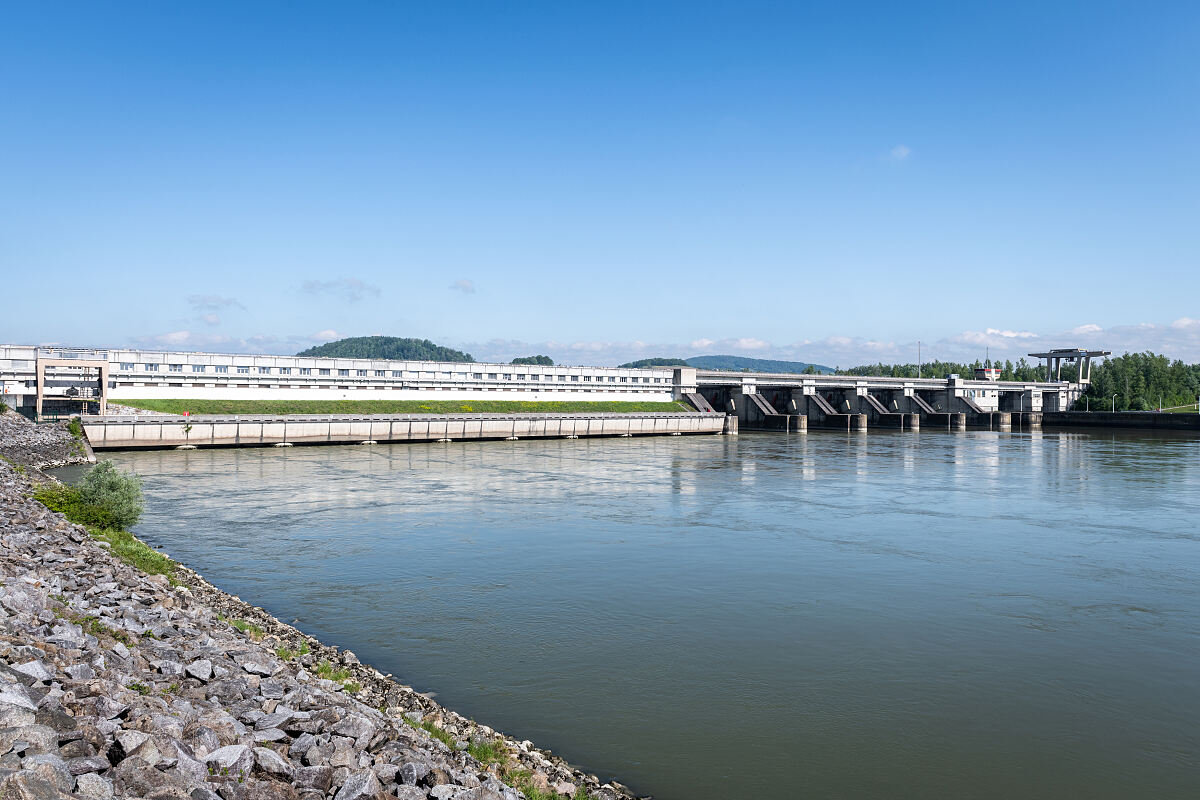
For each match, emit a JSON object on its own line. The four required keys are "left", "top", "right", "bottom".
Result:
{"left": 74, "top": 772, "right": 114, "bottom": 800}
{"left": 203, "top": 744, "right": 253, "bottom": 779}
{"left": 251, "top": 747, "right": 294, "bottom": 780}
{"left": 332, "top": 770, "right": 382, "bottom": 800}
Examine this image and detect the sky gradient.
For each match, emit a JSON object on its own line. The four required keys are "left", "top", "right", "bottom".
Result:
{"left": 2, "top": 1, "right": 1198, "bottom": 366}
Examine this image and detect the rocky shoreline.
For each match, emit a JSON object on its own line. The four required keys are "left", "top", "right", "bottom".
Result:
{"left": 0, "top": 412, "right": 644, "bottom": 800}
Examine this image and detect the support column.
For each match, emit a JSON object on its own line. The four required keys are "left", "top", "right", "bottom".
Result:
{"left": 35, "top": 361, "right": 44, "bottom": 419}
{"left": 98, "top": 364, "right": 109, "bottom": 416}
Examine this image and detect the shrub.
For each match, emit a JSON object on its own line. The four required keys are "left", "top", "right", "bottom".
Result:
{"left": 77, "top": 461, "right": 145, "bottom": 529}
{"left": 0, "top": 401, "right": 8, "bottom": 413}
{"left": 66, "top": 418, "right": 82, "bottom": 437}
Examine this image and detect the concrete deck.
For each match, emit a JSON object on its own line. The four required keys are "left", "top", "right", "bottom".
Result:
{"left": 81, "top": 412, "right": 734, "bottom": 450}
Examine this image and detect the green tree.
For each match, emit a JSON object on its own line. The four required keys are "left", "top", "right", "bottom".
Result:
{"left": 78, "top": 461, "right": 145, "bottom": 529}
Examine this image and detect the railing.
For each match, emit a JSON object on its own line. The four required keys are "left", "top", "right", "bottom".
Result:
{"left": 82, "top": 411, "right": 706, "bottom": 423}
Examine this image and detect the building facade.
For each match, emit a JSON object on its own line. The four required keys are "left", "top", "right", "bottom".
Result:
{"left": 0, "top": 345, "right": 678, "bottom": 415}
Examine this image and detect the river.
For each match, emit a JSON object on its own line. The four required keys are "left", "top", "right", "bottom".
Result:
{"left": 88, "top": 430, "right": 1200, "bottom": 799}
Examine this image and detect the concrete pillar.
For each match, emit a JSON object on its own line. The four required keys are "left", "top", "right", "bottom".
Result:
{"left": 35, "top": 362, "right": 44, "bottom": 419}
{"left": 952, "top": 413, "right": 967, "bottom": 431}
{"left": 672, "top": 367, "right": 698, "bottom": 400}
{"left": 850, "top": 414, "right": 867, "bottom": 432}
{"left": 98, "top": 364, "right": 108, "bottom": 416}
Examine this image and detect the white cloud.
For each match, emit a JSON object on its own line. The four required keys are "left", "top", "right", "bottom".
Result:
{"left": 200, "top": 313, "right": 221, "bottom": 326}
{"left": 1071, "top": 323, "right": 1103, "bottom": 335}
{"left": 890, "top": 144, "right": 911, "bottom": 161}
{"left": 310, "top": 329, "right": 341, "bottom": 342}
{"left": 689, "top": 338, "right": 715, "bottom": 349}
{"left": 732, "top": 337, "right": 770, "bottom": 351}
{"left": 1170, "top": 317, "right": 1200, "bottom": 330}
{"left": 301, "top": 278, "right": 381, "bottom": 302}
{"left": 449, "top": 279, "right": 475, "bottom": 294}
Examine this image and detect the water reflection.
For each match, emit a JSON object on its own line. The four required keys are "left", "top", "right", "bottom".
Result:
{"left": 95, "top": 430, "right": 1200, "bottom": 800}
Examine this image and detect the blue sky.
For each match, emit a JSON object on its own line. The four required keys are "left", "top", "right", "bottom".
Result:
{"left": 2, "top": 1, "right": 1198, "bottom": 366}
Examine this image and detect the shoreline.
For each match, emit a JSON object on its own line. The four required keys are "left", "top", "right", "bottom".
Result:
{"left": 0, "top": 411, "right": 646, "bottom": 800}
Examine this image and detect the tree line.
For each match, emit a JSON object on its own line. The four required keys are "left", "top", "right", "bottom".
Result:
{"left": 838, "top": 358, "right": 1045, "bottom": 381}
{"left": 839, "top": 352, "right": 1200, "bottom": 412}
{"left": 1075, "top": 352, "right": 1200, "bottom": 411}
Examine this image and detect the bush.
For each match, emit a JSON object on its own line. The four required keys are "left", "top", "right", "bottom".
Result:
{"left": 0, "top": 401, "right": 8, "bottom": 413}
{"left": 77, "top": 461, "right": 145, "bottom": 529}
{"left": 66, "top": 418, "right": 82, "bottom": 437}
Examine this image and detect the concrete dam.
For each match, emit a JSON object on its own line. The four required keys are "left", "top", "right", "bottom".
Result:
{"left": 4, "top": 344, "right": 1127, "bottom": 446}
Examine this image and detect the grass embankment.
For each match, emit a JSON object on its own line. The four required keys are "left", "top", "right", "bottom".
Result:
{"left": 32, "top": 462, "right": 176, "bottom": 585}
{"left": 118, "top": 399, "right": 692, "bottom": 415}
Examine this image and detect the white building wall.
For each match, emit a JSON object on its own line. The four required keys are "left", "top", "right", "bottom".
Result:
{"left": 0, "top": 345, "right": 677, "bottom": 405}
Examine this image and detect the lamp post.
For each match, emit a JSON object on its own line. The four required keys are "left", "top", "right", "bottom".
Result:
{"left": 1112, "top": 394, "right": 1118, "bottom": 413}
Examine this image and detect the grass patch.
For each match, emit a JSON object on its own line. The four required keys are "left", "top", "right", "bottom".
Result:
{"left": 396, "top": 714, "right": 460, "bottom": 749}
{"left": 117, "top": 399, "right": 693, "bottom": 416}
{"left": 314, "top": 659, "right": 359, "bottom": 693}
{"left": 503, "top": 768, "right": 598, "bottom": 800}
{"left": 90, "top": 527, "right": 176, "bottom": 581}
{"left": 128, "top": 681, "right": 151, "bottom": 695}
{"left": 275, "top": 642, "right": 311, "bottom": 661}
{"left": 53, "top": 608, "right": 135, "bottom": 647}
{"left": 230, "top": 619, "right": 265, "bottom": 641}
{"left": 467, "top": 737, "right": 508, "bottom": 765}
{"left": 67, "top": 417, "right": 83, "bottom": 438}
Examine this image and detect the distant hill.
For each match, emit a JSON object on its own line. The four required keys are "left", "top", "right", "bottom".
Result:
{"left": 619, "top": 355, "right": 833, "bottom": 373}
{"left": 619, "top": 358, "right": 690, "bottom": 368}
{"left": 686, "top": 355, "right": 833, "bottom": 374}
{"left": 296, "top": 336, "right": 474, "bottom": 362}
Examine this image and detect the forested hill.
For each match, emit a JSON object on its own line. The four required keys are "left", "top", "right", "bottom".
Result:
{"left": 296, "top": 336, "right": 474, "bottom": 362}
{"left": 619, "top": 355, "right": 834, "bottom": 373}
{"left": 688, "top": 355, "right": 833, "bottom": 373}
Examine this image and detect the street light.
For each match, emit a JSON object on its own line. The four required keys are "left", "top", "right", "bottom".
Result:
{"left": 1112, "top": 394, "right": 1118, "bottom": 413}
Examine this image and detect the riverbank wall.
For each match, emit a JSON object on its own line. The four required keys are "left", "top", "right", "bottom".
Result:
{"left": 1043, "top": 411, "right": 1200, "bottom": 431}
{"left": 82, "top": 413, "right": 733, "bottom": 450}
{"left": 0, "top": 413, "right": 643, "bottom": 800}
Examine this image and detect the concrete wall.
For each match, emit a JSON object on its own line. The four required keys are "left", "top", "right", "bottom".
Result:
{"left": 1042, "top": 412, "right": 1200, "bottom": 431}
{"left": 83, "top": 413, "right": 730, "bottom": 450}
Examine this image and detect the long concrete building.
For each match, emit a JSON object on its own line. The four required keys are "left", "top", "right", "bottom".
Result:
{"left": 0, "top": 345, "right": 678, "bottom": 416}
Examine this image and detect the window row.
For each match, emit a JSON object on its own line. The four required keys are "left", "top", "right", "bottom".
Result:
{"left": 121, "top": 364, "right": 662, "bottom": 383}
